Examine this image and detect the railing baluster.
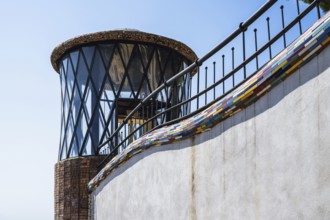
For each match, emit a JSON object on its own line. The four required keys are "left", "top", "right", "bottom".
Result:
{"left": 266, "top": 17, "right": 272, "bottom": 59}
{"left": 254, "top": 28, "right": 259, "bottom": 69}
{"left": 197, "top": 67, "right": 200, "bottom": 109}
{"left": 205, "top": 66, "right": 208, "bottom": 105}
{"left": 281, "top": 5, "right": 287, "bottom": 48}
{"left": 222, "top": 54, "right": 225, "bottom": 94}
{"left": 142, "top": 104, "right": 145, "bottom": 132}
{"left": 242, "top": 30, "right": 247, "bottom": 79}
{"left": 232, "top": 47, "right": 235, "bottom": 87}
{"left": 213, "top": 61, "right": 216, "bottom": 100}
{"left": 296, "top": 0, "right": 303, "bottom": 35}
{"left": 317, "top": 1, "right": 321, "bottom": 19}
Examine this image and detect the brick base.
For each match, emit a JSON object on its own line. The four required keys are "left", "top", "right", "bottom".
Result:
{"left": 54, "top": 156, "right": 105, "bottom": 220}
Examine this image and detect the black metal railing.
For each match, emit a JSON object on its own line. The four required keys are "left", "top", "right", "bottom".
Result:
{"left": 98, "top": 0, "right": 323, "bottom": 168}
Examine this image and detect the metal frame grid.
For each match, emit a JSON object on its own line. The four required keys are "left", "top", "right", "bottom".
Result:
{"left": 58, "top": 42, "right": 191, "bottom": 160}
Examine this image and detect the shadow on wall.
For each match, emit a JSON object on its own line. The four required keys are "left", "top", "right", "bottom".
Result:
{"left": 93, "top": 44, "right": 330, "bottom": 194}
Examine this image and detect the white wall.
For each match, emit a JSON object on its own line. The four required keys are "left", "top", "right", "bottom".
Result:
{"left": 90, "top": 45, "right": 330, "bottom": 220}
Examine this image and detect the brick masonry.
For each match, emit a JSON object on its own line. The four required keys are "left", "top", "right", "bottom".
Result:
{"left": 55, "top": 156, "right": 106, "bottom": 220}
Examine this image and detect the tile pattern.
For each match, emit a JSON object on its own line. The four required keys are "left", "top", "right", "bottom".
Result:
{"left": 88, "top": 12, "right": 330, "bottom": 192}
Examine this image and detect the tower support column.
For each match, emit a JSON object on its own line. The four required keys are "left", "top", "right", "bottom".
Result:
{"left": 54, "top": 156, "right": 105, "bottom": 220}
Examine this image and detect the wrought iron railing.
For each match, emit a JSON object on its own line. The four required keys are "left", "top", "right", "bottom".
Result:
{"left": 98, "top": 0, "right": 323, "bottom": 168}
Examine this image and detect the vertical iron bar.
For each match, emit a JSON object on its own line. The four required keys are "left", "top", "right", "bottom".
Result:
{"left": 205, "top": 66, "right": 208, "bottom": 105}
{"left": 134, "top": 114, "right": 136, "bottom": 141}
{"left": 317, "top": 1, "right": 321, "bottom": 19}
{"left": 147, "top": 106, "right": 149, "bottom": 125}
{"left": 213, "top": 61, "right": 216, "bottom": 100}
{"left": 242, "top": 31, "right": 246, "bottom": 79}
{"left": 254, "top": 28, "right": 259, "bottom": 69}
{"left": 222, "top": 55, "right": 225, "bottom": 93}
{"left": 266, "top": 17, "right": 272, "bottom": 59}
{"left": 280, "top": 5, "right": 287, "bottom": 47}
{"left": 155, "top": 96, "right": 158, "bottom": 122}
{"left": 142, "top": 104, "right": 145, "bottom": 133}
{"left": 197, "top": 67, "right": 200, "bottom": 109}
{"left": 124, "top": 125, "right": 126, "bottom": 147}
{"left": 165, "top": 98, "right": 168, "bottom": 122}
{"left": 231, "top": 47, "right": 235, "bottom": 87}
{"left": 177, "top": 83, "right": 179, "bottom": 117}
{"left": 114, "top": 100, "right": 118, "bottom": 148}
{"left": 120, "top": 131, "right": 123, "bottom": 149}
{"left": 189, "top": 76, "right": 192, "bottom": 113}
{"left": 296, "top": 0, "right": 303, "bottom": 34}
{"left": 151, "top": 99, "right": 154, "bottom": 128}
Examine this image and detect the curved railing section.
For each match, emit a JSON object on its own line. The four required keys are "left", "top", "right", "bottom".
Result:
{"left": 98, "top": 0, "right": 324, "bottom": 168}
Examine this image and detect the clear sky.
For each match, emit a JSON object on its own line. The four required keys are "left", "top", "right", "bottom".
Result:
{"left": 0, "top": 0, "right": 313, "bottom": 219}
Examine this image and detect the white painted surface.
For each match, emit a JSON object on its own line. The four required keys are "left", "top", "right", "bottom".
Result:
{"left": 91, "top": 46, "right": 330, "bottom": 220}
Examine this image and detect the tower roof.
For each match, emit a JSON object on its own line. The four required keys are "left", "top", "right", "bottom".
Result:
{"left": 51, "top": 29, "right": 197, "bottom": 73}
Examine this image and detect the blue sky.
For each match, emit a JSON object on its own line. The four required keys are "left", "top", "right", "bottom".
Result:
{"left": 0, "top": 0, "right": 314, "bottom": 219}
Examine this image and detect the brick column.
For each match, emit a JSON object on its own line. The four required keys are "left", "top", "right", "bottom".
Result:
{"left": 54, "top": 156, "right": 105, "bottom": 220}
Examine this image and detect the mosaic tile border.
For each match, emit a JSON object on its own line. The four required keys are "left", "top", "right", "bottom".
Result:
{"left": 88, "top": 12, "right": 330, "bottom": 192}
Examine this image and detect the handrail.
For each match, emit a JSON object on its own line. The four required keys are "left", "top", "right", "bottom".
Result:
{"left": 98, "top": 0, "right": 322, "bottom": 168}
{"left": 98, "top": 0, "right": 278, "bottom": 149}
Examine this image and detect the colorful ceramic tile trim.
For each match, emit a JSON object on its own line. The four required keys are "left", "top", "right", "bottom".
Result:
{"left": 88, "top": 12, "right": 330, "bottom": 192}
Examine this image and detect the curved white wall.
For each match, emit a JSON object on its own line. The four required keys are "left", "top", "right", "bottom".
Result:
{"left": 90, "top": 46, "right": 330, "bottom": 220}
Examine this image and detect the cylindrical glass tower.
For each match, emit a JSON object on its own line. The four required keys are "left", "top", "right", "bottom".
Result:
{"left": 51, "top": 29, "right": 197, "bottom": 161}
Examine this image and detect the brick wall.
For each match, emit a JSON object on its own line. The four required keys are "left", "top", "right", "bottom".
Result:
{"left": 55, "top": 156, "right": 105, "bottom": 220}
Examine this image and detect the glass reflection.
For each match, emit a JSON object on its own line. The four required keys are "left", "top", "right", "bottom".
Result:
{"left": 58, "top": 42, "right": 192, "bottom": 160}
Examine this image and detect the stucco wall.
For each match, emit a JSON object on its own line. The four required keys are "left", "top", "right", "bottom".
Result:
{"left": 90, "top": 44, "right": 330, "bottom": 220}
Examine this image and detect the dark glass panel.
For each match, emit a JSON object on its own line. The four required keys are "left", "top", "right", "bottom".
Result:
{"left": 82, "top": 46, "right": 95, "bottom": 69}
{"left": 90, "top": 104, "right": 100, "bottom": 152}
{"left": 81, "top": 135, "right": 93, "bottom": 156}
{"left": 70, "top": 51, "right": 79, "bottom": 73}
{"left": 102, "top": 77, "right": 115, "bottom": 98}
{"left": 173, "top": 53, "right": 184, "bottom": 73}
{"left": 76, "top": 51, "right": 89, "bottom": 95}
{"left": 109, "top": 47, "right": 126, "bottom": 94}
{"left": 159, "top": 50, "right": 176, "bottom": 80}
{"left": 157, "top": 46, "right": 171, "bottom": 73}
{"left": 71, "top": 86, "right": 81, "bottom": 124}
{"left": 127, "top": 46, "right": 145, "bottom": 97}
{"left": 148, "top": 50, "right": 161, "bottom": 91}
{"left": 66, "top": 57, "right": 75, "bottom": 100}
{"left": 75, "top": 111, "right": 87, "bottom": 154}
{"left": 98, "top": 113, "right": 106, "bottom": 141}
{"left": 60, "top": 65, "right": 66, "bottom": 98}
{"left": 99, "top": 44, "right": 115, "bottom": 69}
{"left": 63, "top": 87, "right": 70, "bottom": 129}
{"left": 65, "top": 115, "right": 74, "bottom": 156}
{"left": 138, "top": 44, "right": 154, "bottom": 70}
{"left": 60, "top": 141, "right": 67, "bottom": 160}
{"left": 91, "top": 48, "right": 106, "bottom": 94}
{"left": 118, "top": 43, "right": 133, "bottom": 67}
{"left": 62, "top": 57, "right": 68, "bottom": 78}
{"left": 69, "top": 136, "right": 79, "bottom": 157}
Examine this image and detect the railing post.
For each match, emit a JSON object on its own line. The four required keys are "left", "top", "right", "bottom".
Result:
{"left": 280, "top": 5, "right": 287, "bottom": 47}
{"left": 222, "top": 54, "right": 225, "bottom": 93}
{"left": 241, "top": 22, "right": 247, "bottom": 79}
{"left": 213, "top": 61, "right": 216, "bottom": 100}
{"left": 254, "top": 28, "right": 259, "bottom": 69}
{"left": 266, "top": 17, "right": 272, "bottom": 59}
{"left": 296, "top": 0, "right": 303, "bottom": 34}
{"left": 231, "top": 47, "right": 235, "bottom": 87}
{"left": 205, "top": 66, "right": 208, "bottom": 105}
